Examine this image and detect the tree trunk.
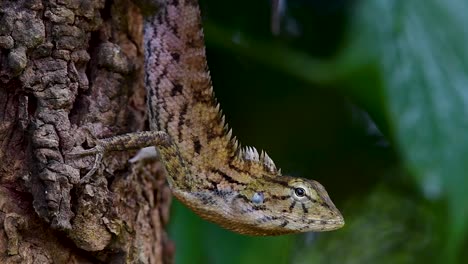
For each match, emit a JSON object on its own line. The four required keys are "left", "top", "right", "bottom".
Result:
{"left": 0, "top": 0, "right": 174, "bottom": 263}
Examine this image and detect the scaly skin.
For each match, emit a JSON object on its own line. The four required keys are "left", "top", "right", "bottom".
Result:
{"left": 143, "top": 0, "right": 344, "bottom": 235}
{"left": 75, "top": 0, "right": 344, "bottom": 236}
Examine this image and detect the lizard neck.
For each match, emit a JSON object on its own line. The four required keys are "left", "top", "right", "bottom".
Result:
{"left": 145, "top": 0, "right": 233, "bottom": 163}
{"left": 144, "top": 0, "right": 280, "bottom": 183}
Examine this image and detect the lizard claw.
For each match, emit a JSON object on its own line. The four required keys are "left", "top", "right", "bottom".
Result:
{"left": 67, "top": 144, "right": 105, "bottom": 184}
{"left": 79, "top": 150, "right": 104, "bottom": 184}
{"left": 64, "top": 128, "right": 109, "bottom": 184}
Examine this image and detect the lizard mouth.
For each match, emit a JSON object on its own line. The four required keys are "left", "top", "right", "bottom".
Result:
{"left": 323, "top": 219, "right": 345, "bottom": 231}
{"left": 305, "top": 216, "right": 345, "bottom": 231}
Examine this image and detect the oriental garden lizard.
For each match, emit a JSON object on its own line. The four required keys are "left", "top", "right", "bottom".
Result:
{"left": 70, "top": 0, "right": 344, "bottom": 236}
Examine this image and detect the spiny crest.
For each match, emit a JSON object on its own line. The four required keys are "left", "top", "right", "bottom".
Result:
{"left": 241, "top": 146, "right": 259, "bottom": 161}
{"left": 211, "top": 92, "right": 239, "bottom": 153}
{"left": 238, "top": 146, "right": 280, "bottom": 175}
{"left": 210, "top": 88, "right": 280, "bottom": 175}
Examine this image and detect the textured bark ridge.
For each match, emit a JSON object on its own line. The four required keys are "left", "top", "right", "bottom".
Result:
{"left": 0, "top": 0, "right": 173, "bottom": 263}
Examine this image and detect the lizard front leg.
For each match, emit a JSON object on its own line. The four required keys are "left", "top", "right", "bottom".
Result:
{"left": 68, "top": 130, "right": 171, "bottom": 183}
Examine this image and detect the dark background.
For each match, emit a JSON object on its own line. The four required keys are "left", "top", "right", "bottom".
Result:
{"left": 169, "top": 0, "right": 468, "bottom": 263}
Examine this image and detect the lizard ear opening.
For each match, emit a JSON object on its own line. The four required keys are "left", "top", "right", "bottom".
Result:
{"left": 251, "top": 192, "right": 264, "bottom": 204}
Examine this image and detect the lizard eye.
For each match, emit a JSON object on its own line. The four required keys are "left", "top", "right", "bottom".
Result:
{"left": 294, "top": 187, "right": 305, "bottom": 197}
{"left": 290, "top": 180, "right": 312, "bottom": 201}
{"left": 291, "top": 185, "right": 308, "bottom": 201}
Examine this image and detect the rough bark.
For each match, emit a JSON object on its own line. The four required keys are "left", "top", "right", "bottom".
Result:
{"left": 0, "top": 0, "right": 174, "bottom": 263}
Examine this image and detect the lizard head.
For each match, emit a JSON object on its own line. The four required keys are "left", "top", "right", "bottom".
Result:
{"left": 165, "top": 143, "right": 344, "bottom": 235}
{"left": 171, "top": 172, "right": 344, "bottom": 236}
{"left": 276, "top": 177, "right": 344, "bottom": 232}
{"left": 228, "top": 175, "right": 344, "bottom": 235}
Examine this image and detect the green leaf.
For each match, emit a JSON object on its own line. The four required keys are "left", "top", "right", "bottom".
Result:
{"left": 346, "top": 0, "right": 468, "bottom": 260}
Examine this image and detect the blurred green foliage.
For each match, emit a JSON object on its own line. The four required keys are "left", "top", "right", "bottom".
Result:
{"left": 168, "top": 0, "right": 468, "bottom": 263}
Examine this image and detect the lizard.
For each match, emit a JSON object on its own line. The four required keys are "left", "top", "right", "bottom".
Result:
{"left": 72, "top": 0, "right": 344, "bottom": 236}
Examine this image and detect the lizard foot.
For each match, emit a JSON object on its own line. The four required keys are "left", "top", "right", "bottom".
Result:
{"left": 66, "top": 127, "right": 106, "bottom": 184}
{"left": 67, "top": 144, "right": 105, "bottom": 184}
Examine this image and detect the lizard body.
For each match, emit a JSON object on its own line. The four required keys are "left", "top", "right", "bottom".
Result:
{"left": 76, "top": 0, "right": 344, "bottom": 235}
{"left": 144, "top": 0, "right": 344, "bottom": 235}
